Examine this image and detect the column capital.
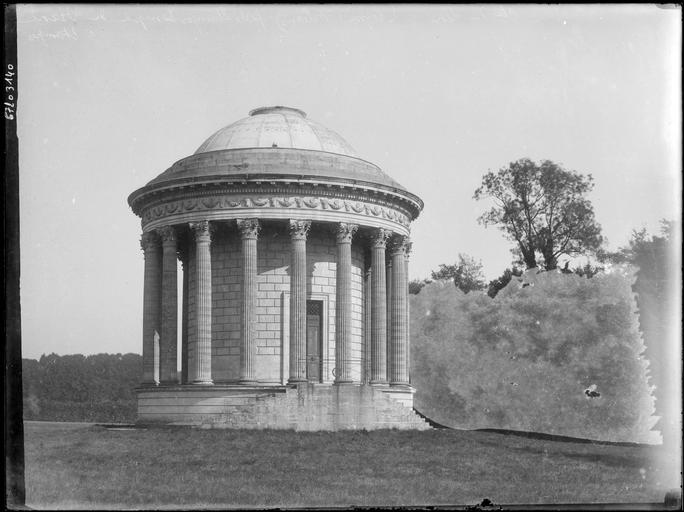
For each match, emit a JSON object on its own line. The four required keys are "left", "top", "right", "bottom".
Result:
{"left": 336, "top": 223, "right": 358, "bottom": 244}
{"left": 388, "top": 235, "right": 411, "bottom": 256}
{"left": 157, "top": 225, "right": 178, "bottom": 245}
{"left": 237, "top": 218, "right": 261, "bottom": 239}
{"left": 140, "top": 231, "right": 160, "bottom": 252}
{"left": 189, "top": 220, "right": 214, "bottom": 242}
{"left": 289, "top": 219, "right": 311, "bottom": 240}
{"left": 177, "top": 242, "right": 190, "bottom": 267}
{"left": 370, "top": 228, "right": 392, "bottom": 249}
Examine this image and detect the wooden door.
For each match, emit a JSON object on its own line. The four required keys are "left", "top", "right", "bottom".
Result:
{"left": 306, "top": 301, "right": 322, "bottom": 382}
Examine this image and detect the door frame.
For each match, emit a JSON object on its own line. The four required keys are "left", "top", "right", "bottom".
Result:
{"left": 305, "top": 299, "right": 324, "bottom": 383}
{"left": 280, "top": 292, "right": 330, "bottom": 384}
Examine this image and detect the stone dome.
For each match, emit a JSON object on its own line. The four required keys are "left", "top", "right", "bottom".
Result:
{"left": 128, "top": 106, "right": 424, "bottom": 235}
{"left": 195, "top": 106, "right": 358, "bottom": 158}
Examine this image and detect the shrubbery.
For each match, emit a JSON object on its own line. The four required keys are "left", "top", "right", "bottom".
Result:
{"left": 411, "top": 266, "right": 659, "bottom": 443}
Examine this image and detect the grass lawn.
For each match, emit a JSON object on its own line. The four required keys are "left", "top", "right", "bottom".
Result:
{"left": 23, "top": 421, "right": 677, "bottom": 509}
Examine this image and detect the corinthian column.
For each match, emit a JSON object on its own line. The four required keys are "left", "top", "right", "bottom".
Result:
{"left": 288, "top": 219, "right": 311, "bottom": 384}
{"left": 405, "top": 239, "right": 413, "bottom": 384}
{"left": 370, "top": 228, "right": 391, "bottom": 385}
{"left": 335, "top": 223, "right": 358, "bottom": 384}
{"left": 237, "top": 219, "right": 260, "bottom": 384}
{"left": 177, "top": 238, "right": 190, "bottom": 385}
{"left": 389, "top": 235, "right": 410, "bottom": 386}
{"left": 386, "top": 258, "right": 392, "bottom": 377}
{"left": 363, "top": 263, "right": 371, "bottom": 384}
{"left": 140, "top": 231, "right": 162, "bottom": 385}
{"left": 190, "top": 220, "right": 213, "bottom": 385}
{"left": 158, "top": 226, "right": 178, "bottom": 385}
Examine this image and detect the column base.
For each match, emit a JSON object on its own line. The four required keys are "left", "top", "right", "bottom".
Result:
{"left": 140, "top": 381, "right": 159, "bottom": 387}
{"left": 191, "top": 379, "right": 214, "bottom": 386}
{"left": 238, "top": 379, "right": 259, "bottom": 385}
{"left": 287, "top": 378, "right": 308, "bottom": 385}
{"left": 369, "top": 380, "right": 389, "bottom": 386}
{"left": 334, "top": 380, "right": 355, "bottom": 385}
{"left": 389, "top": 381, "right": 411, "bottom": 387}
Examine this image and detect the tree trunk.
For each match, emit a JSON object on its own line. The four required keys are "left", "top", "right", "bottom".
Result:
{"left": 542, "top": 242, "right": 557, "bottom": 270}
{"left": 521, "top": 245, "right": 537, "bottom": 269}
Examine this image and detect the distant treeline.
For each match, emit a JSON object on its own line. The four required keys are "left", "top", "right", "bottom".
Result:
{"left": 22, "top": 353, "right": 141, "bottom": 423}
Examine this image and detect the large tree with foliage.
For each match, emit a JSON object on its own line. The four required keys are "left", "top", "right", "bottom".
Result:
{"left": 474, "top": 158, "right": 603, "bottom": 270}
{"left": 430, "top": 253, "right": 486, "bottom": 293}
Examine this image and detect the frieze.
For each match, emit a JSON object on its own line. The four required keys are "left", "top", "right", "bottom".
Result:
{"left": 273, "top": 197, "right": 295, "bottom": 207}
{"left": 201, "top": 197, "right": 220, "bottom": 209}
{"left": 252, "top": 197, "right": 270, "bottom": 207}
{"left": 141, "top": 194, "right": 411, "bottom": 227}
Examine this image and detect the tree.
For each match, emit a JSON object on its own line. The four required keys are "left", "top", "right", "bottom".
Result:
{"left": 487, "top": 266, "right": 523, "bottom": 298}
{"left": 474, "top": 158, "right": 603, "bottom": 270}
{"left": 560, "top": 261, "right": 604, "bottom": 278}
{"left": 431, "top": 254, "right": 486, "bottom": 293}
{"left": 409, "top": 278, "right": 432, "bottom": 295}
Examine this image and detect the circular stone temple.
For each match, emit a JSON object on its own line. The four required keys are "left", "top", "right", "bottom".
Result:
{"left": 128, "top": 106, "right": 428, "bottom": 430}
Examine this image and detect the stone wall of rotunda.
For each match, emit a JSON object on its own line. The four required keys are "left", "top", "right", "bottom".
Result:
{"left": 185, "top": 223, "right": 365, "bottom": 385}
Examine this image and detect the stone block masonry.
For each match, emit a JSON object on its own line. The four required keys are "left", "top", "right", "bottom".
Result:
{"left": 136, "top": 383, "right": 430, "bottom": 431}
{"left": 186, "top": 223, "right": 364, "bottom": 385}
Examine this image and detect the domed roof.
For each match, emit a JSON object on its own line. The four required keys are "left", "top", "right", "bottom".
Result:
{"left": 129, "top": 106, "right": 424, "bottom": 226}
{"left": 194, "top": 106, "right": 358, "bottom": 157}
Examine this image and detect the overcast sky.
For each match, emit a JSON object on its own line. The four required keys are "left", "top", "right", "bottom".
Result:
{"left": 16, "top": 5, "right": 681, "bottom": 360}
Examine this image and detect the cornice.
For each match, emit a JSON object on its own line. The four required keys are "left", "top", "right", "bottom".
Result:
{"left": 134, "top": 182, "right": 415, "bottom": 208}
{"left": 138, "top": 192, "right": 413, "bottom": 230}
{"left": 130, "top": 180, "right": 422, "bottom": 221}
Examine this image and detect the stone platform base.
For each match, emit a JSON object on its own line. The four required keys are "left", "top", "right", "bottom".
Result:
{"left": 136, "top": 383, "right": 430, "bottom": 430}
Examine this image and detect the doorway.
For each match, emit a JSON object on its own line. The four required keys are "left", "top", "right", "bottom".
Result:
{"left": 306, "top": 300, "right": 323, "bottom": 382}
